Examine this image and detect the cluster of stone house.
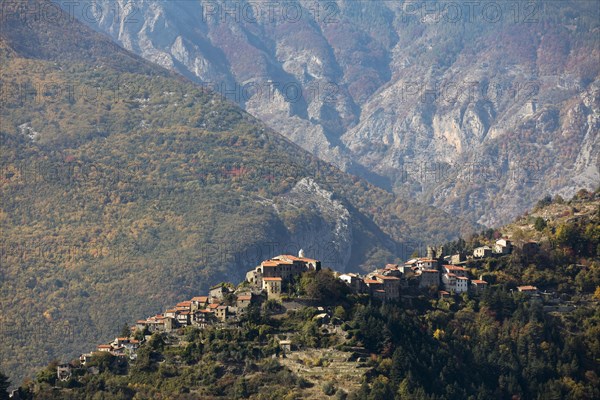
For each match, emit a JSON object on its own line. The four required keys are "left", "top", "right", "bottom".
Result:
{"left": 134, "top": 287, "right": 258, "bottom": 333}
{"left": 76, "top": 244, "right": 542, "bottom": 371}
{"left": 133, "top": 252, "right": 321, "bottom": 333}
{"left": 338, "top": 256, "right": 489, "bottom": 298}
{"left": 79, "top": 289, "right": 258, "bottom": 368}
{"left": 245, "top": 252, "right": 321, "bottom": 299}
{"left": 339, "top": 265, "right": 402, "bottom": 301}
{"left": 473, "top": 238, "right": 539, "bottom": 259}
{"left": 79, "top": 252, "right": 322, "bottom": 367}
{"left": 82, "top": 336, "right": 142, "bottom": 363}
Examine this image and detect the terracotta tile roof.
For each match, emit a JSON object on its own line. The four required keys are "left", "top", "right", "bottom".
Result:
{"left": 457, "top": 276, "right": 469, "bottom": 280}
{"left": 421, "top": 269, "right": 439, "bottom": 273}
{"left": 385, "top": 264, "right": 399, "bottom": 269}
{"left": 97, "top": 344, "right": 112, "bottom": 349}
{"left": 364, "top": 279, "right": 381, "bottom": 285}
{"left": 418, "top": 258, "right": 437, "bottom": 262}
{"left": 208, "top": 303, "right": 220, "bottom": 309}
{"left": 517, "top": 285, "right": 538, "bottom": 291}
{"left": 262, "top": 261, "right": 283, "bottom": 267}
{"left": 263, "top": 277, "right": 282, "bottom": 281}
{"left": 237, "top": 295, "right": 252, "bottom": 301}
{"left": 278, "top": 255, "right": 318, "bottom": 263}
{"left": 191, "top": 296, "right": 208, "bottom": 302}
{"left": 444, "top": 265, "right": 467, "bottom": 271}
{"left": 136, "top": 320, "right": 147, "bottom": 324}
{"left": 176, "top": 301, "right": 191, "bottom": 307}
{"left": 471, "top": 280, "right": 488, "bottom": 284}
{"left": 374, "top": 274, "right": 400, "bottom": 280}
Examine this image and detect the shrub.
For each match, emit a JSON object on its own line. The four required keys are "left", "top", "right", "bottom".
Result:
{"left": 322, "top": 381, "right": 336, "bottom": 396}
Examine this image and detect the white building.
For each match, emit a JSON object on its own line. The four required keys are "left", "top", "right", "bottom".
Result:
{"left": 473, "top": 246, "right": 492, "bottom": 258}
{"left": 494, "top": 239, "right": 512, "bottom": 255}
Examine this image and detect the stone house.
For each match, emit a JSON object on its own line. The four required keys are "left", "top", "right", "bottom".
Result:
{"left": 79, "top": 353, "right": 93, "bottom": 366}
{"left": 176, "top": 301, "right": 192, "bottom": 311}
{"left": 136, "top": 315, "right": 166, "bottom": 332}
{"left": 416, "top": 258, "right": 438, "bottom": 271}
{"left": 364, "top": 278, "right": 383, "bottom": 296}
{"left": 247, "top": 253, "right": 322, "bottom": 288}
{"left": 176, "top": 311, "right": 191, "bottom": 326}
{"left": 209, "top": 284, "right": 229, "bottom": 302}
{"left": 442, "top": 265, "right": 468, "bottom": 278}
{"left": 401, "top": 259, "right": 417, "bottom": 274}
{"left": 473, "top": 246, "right": 492, "bottom": 258}
{"left": 471, "top": 279, "right": 488, "bottom": 292}
{"left": 57, "top": 364, "right": 72, "bottom": 381}
{"left": 272, "top": 254, "right": 321, "bottom": 271}
{"left": 263, "top": 277, "right": 282, "bottom": 300}
{"left": 494, "top": 239, "right": 512, "bottom": 255}
{"left": 418, "top": 269, "right": 440, "bottom": 288}
{"left": 339, "top": 273, "right": 365, "bottom": 293}
{"left": 215, "top": 305, "right": 228, "bottom": 322}
{"left": 191, "top": 296, "right": 209, "bottom": 311}
{"left": 373, "top": 274, "right": 401, "bottom": 301}
{"left": 194, "top": 309, "right": 214, "bottom": 327}
{"left": 450, "top": 253, "right": 467, "bottom": 264}
{"left": 97, "top": 344, "right": 112, "bottom": 352}
{"left": 236, "top": 293, "right": 253, "bottom": 309}
{"left": 517, "top": 285, "right": 538, "bottom": 294}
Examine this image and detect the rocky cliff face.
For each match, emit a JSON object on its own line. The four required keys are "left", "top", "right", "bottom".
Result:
{"left": 66, "top": 0, "right": 599, "bottom": 225}
{"left": 274, "top": 177, "right": 353, "bottom": 271}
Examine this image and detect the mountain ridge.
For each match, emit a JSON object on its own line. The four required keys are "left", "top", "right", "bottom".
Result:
{"left": 0, "top": 0, "right": 476, "bottom": 385}
{"left": 71, "top": 0, "right": 600, "bottom": 225}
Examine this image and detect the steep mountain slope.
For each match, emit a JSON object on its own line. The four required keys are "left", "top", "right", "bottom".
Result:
{"left": 72, "top": 0, "right": 600, "bottom": 226}
{"left": 0, "top": 0, "right": 474, "bottom": 385}
{"left": 16, "top": 190, "right": 600, "bottom": 400}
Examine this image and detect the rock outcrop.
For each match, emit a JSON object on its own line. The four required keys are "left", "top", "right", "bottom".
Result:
{"left": 68, "top": 0, "right": 600, "bottom": 225}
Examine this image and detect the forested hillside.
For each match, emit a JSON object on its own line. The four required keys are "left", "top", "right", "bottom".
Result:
{"left": 0, "top": 0, "right": 475, "bottom": 385}
{"left": 8, "top": 190, "right": 599, "bottom": 400}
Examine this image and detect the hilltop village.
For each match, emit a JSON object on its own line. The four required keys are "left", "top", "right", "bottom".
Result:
{"left": 76, "top": 240, "right": 542, "bottom": 367}
{"left": 17, "top": 192, "right": 599, "bottom": 398}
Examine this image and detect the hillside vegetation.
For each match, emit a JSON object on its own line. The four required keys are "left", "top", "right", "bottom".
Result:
{"left": 0, "top": 0, "right": 474, "bottom": 386}
{"left": 8, "top": 191, "right": 600, "bottom": 400}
